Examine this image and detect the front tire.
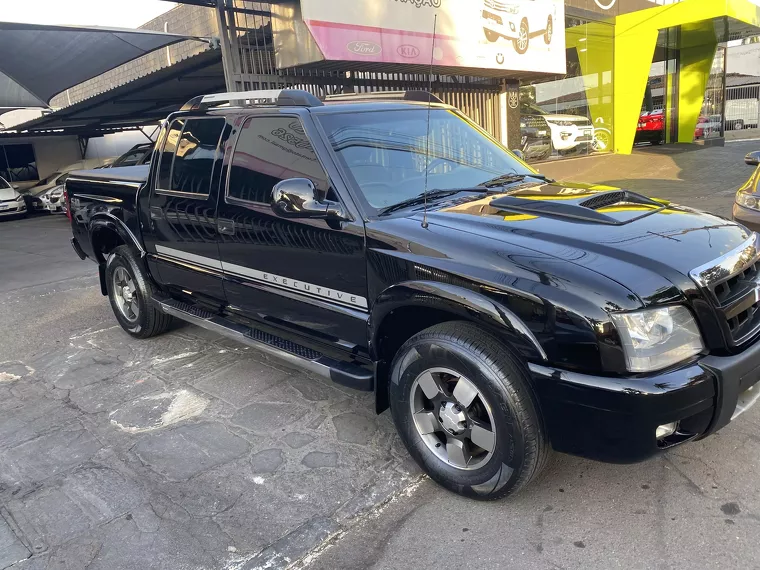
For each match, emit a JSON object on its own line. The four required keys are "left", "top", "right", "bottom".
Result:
{"left": 513, "top": 18, "right": 529, "bottom": 54}
{"left": 389, "top": 322, "right": 550, "bottom": 500}
{"left": 105, "top": 245, "right": 173, "bottom": 339}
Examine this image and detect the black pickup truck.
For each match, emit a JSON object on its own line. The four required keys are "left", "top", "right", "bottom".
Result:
{"left": 65, "top": 89, "right": 760, "bottom": 500}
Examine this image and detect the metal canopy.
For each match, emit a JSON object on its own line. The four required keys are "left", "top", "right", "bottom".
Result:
{"left": 0, "top": 21, "right": 205, "bottom": 109}
{"left": 4, "top": 49, "right": 224, "bottom": 138}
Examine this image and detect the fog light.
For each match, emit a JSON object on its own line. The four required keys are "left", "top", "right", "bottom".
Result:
{"left": 510, "top": 22, "right": 516, "bottom": 32}
{"left": 656, "top": 422, "right": 678, "bottom": 439}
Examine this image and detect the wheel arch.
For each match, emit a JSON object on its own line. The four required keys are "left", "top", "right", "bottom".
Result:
{"left": 89, "top": 214, "right": 145, "bottom": 295}
{"left": 370, "top": 281, "right": 547, "bottom": 413}
{"left": 89, "top": 213, "right": 144, "bottom": 264}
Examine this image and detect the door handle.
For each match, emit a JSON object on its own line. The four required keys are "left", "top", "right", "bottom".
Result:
{"left": 149, "top": 206, "right": 163, "bottom": 220}
{"left": 218, "top": 218, "right": 235, "bottom": 236}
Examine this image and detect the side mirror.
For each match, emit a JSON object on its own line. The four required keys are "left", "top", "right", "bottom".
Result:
{"left": 745, "top": 151, "right": 760, "bottom": 166}
{"left": 512, "top": 149, "right": 525, "bottom": 160}
{"left": 12, "top": 184, "right": 19, "bottom": 190}
{"left": 271, "top": 178, "right": 346, "bottom": 220}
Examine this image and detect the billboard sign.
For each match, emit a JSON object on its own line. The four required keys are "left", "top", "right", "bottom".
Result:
{"left": 298, "top": 0, "right": 566, "bottom": 74}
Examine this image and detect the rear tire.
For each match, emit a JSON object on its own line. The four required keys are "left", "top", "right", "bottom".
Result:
{"left": 389, "top": 321, "right": 550, "bottom": 500}
{"left": 105, "top": 245, "right": 173, "bottom": 339}
{"left": 544, "top": 15, "right": 553, "bottom": 44}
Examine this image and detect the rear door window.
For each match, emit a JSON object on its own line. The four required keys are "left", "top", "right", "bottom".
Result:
{"left": 157, "top": 118, "right": 225, "bottom": 196}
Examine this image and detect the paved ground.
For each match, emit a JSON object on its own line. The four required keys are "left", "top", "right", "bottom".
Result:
{"left": 0, "top": 216, "right": 419, "bottom": 570}
{"left": 1, "top": 141, "right": 760, "bottom": 570}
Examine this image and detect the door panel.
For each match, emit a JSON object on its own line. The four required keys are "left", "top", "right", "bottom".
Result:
{"left": 217, "top": 114, "right": 369, "bottom": 353}
{"left": 145, "top": 117, "right": 228, "bottom": 301}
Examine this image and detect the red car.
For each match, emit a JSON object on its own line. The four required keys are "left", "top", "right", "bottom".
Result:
{"left": 634, "top": 110, "right": 664, "bottom": 145}
{"left": 636, "top": 111, "right": 713, "bottom": 144}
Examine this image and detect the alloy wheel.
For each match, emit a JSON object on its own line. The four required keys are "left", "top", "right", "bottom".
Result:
{"left": 518, "top": 25, "right": 529, "bottom": 51}
{"left": 594, "top": 130, "right": 611, "bottom": 151}
{"left": 409, "top": 367, "right": 497, "bottom": 470}
{"left": 112, "top": 266, "right": 140, "bottom": 322}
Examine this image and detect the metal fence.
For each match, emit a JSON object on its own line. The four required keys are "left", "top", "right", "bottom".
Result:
{"left": 215, "top": 1, "right": 503, "bottom": 139}
{"left": 725, "top": 84, "right": 760, "bottom": 130}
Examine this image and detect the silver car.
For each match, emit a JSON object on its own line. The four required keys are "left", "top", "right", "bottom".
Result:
{"left": 0, "top": 176, "right": 27, "bottom": 219}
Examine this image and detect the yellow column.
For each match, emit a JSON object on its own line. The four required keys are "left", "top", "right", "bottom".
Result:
{"left": 677, "top": 22, "right": 717, "bottom": 143}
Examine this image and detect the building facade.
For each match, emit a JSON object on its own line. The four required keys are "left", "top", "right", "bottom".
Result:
{"left": 6, "top": 0, "right": 760, "bottom": 187}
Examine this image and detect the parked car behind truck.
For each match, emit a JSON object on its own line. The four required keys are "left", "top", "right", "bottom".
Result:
{"left": 66, "top": 89, "right": 760, "bottom": 500}
{"left": 0, "top": 176, "right": 27, "bottom": 219}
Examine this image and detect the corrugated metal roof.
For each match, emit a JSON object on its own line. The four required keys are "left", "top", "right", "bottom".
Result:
{"left": 0, "top": 21, "right": 206, "bottom": 109}
{"left": 3, "top": 48, "right": 224, "bottom": 137}
{"left": 727, "top": 75, "right": 760, "bottom": 88}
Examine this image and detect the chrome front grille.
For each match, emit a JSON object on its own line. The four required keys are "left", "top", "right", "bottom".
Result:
{"left": 484, "top": 0, "right": 513, "bottom": 12}
{"left": 690, "top": 234, "right": 760, "bottom": 346}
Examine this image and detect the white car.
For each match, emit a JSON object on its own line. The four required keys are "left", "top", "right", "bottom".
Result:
{"left": 521, "top": 103, "right": 595, "bottom": 154}
{"left": 0, "top": 176, "right": 28, "bottom": 219}
{"left": 482, "top": 0, "right": 556, "bottom": 54}
{"left": 26, "top": 157, "right": 115, "bottom": 213}
{"left": 39, "top": 183, "right": 66, "bottom": 213}
{"left": 543, "top": 113, "right": 595, "bottom": 153}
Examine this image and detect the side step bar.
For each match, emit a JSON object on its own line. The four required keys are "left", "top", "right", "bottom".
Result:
{"left": 153, "top": 298, "right": 373, "bottom": 391}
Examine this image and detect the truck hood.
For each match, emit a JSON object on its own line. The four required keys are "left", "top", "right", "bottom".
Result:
{"left": 420, "top": 181, "right": 752, "bottom": 302}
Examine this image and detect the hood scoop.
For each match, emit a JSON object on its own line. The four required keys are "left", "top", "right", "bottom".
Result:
{"left": 490, "top": 190, "right": 664, "bottom": 225}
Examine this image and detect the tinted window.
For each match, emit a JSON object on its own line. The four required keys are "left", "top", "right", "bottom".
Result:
{"left": 318, "top": 109, "right": 527, "bottom": 210}
{"left": 0, "top": 177, "right": 10, "bottom": 189}
{"left": 170, "top": 119, "right": 225, "bottom": 194}
{"left": 228, "top": 116, "right": 330, "bottom": 204}
{"left": 158, "top": 119, "right": 184, "bottom": 189}
{"left": 114, "top": 149, "right": 145, "bottom": 167}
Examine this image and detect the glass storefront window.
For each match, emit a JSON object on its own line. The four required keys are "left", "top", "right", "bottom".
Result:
{"left": 518, "top": 16, "right": 614, "bottom": 163}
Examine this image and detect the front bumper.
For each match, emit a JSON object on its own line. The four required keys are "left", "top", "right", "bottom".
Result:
{"left": 733, "top": 203, "right": 760, "bottom": 233}
{"left": 0, "top": 203, "right": 26, "bottom": 216}
{"left": 530, "top": 338, "right": 760, "bottom": 463}
{"left": 635, "top": 129, "right": 663, "bottom": 144}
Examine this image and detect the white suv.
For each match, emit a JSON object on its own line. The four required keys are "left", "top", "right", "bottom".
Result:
{"left": 482, "top": 0, "right": 556, "bottom": 54}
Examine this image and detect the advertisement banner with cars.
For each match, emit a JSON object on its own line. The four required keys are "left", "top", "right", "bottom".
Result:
{"left": 298, "top": 0, "right": 566, "bottom": 74}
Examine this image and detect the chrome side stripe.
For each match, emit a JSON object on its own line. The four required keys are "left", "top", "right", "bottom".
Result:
{"left": 155, "top": 244, "right": 222, "bottom": 270}
{"left": 221, "top": 261, "right": 368, "bottom": 310}
{"left": 152, "top": 244, "right": 368, "bottom": 310}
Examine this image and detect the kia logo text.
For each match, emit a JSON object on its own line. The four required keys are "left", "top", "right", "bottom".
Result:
{"left": 397, "top": 44, "right": 420, "bottom": 58}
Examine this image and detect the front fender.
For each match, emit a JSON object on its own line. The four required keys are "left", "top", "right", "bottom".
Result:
{"left": 369, "top": 280, "right": 548, "bottom": 363}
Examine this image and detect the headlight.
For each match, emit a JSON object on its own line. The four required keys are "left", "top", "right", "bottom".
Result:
{"left": 51, "top": 187, "right": 64, "bottom": 198}
{"left": 15, "top": 195, "right": 24, "bottom": 202}
{"left": 610, "top": 306, "right": 704, "bottom": 373}
{"left": 736, "top": 192, "right": 759, "bottom": 210}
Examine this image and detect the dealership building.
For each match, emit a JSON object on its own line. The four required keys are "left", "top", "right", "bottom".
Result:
{"left": 1, "top": 0, "right": 760, "bottom": 186}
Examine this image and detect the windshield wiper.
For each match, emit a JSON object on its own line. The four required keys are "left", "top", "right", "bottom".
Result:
{"left": 478, "top": 172, "right": 548, "bottom": 188}
{"left": 379, "top": 189, "right": 477, "bottom": 216}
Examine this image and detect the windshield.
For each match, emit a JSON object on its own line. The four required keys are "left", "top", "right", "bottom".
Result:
{"left": 33, "top": 172, "right": 61, "bottom": 187}
{"left": 318, "top": 109, "right": 531, "bottom": 210}
{"left": 0, "top": 177, "right": 10, "bottom": 189}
